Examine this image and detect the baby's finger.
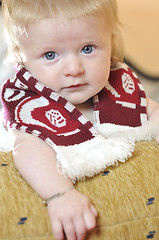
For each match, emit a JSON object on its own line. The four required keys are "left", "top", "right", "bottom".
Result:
{"left": 83, "top": 210, "right": 97, "bottom": 231}
{"left": 90, "top": 204, "right": 98, "bottom": 217}
{"left": 63, "top": 220, "right": 77, "bottom": 240}
{"left": 73, "top": 216, "right": 87, "bottom": 240}
{"left": 51, "top": 219, "right": 64, "bottom": 240}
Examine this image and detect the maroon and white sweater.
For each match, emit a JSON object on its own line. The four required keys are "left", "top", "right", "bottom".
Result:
{"left": 1, "top": 62, "right": 156, "bottom": 181}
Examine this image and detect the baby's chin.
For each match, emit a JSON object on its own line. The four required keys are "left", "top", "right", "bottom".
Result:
{"left": 62, "top": 95, "right": 90, "bottom": 106}
{"left": 70, "top": 98, "right": 91, "bottom": 106}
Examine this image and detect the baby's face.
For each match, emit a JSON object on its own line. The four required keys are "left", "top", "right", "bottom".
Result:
{"left": 18, "top": 14, "right": 112, "bottom": 105}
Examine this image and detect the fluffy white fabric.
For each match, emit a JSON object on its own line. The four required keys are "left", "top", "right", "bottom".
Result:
{"left": 96, "top": 122, "right": 158, "bottom": 142}
{"left": 54, "top": 121, "right": 158, "bottom": 181}
{"left": 55, "top": 136, "right": 134, "bottom": 181}
{"left": 0, "top": 109, "right": 14, "bottom": 151}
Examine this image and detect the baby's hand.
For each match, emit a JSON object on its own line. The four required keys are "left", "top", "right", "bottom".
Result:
{"left": 47, "top": 188, "right": 98, "bottom": 240}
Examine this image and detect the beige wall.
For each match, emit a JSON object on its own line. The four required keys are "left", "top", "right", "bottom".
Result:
{"left": 118, "top": 0, "right": 159, "bottom": 77}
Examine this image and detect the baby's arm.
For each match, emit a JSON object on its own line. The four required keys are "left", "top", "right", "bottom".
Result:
{"left": 147, "top": 97, "right": 159, "bottom": 143}
{"left": 11, "top": 130, "right": 98, "bottom": 240}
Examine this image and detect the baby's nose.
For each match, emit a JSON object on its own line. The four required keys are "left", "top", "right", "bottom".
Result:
{"left": 63, "top": 55, "right": 84, "bottom": 77}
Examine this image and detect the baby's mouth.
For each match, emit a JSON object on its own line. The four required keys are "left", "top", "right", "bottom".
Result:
{"left": 64, "top": 84, "right": 87, "bottom": 90}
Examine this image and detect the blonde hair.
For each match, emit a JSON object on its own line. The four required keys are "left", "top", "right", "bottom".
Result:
{"left": 2, "top": 0, "right": 124, "bottom": 66}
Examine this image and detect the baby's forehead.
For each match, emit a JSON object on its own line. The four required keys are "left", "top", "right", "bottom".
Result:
{"left": 21, "top": 15, "right": 110, "bottom": 44}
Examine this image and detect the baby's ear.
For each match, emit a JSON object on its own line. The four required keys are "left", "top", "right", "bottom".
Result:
{"left": 13, "top": 46, "right": 24, "bottom": 65}
{"left": 111, "top": 26, "right": 124, "bottom": 68}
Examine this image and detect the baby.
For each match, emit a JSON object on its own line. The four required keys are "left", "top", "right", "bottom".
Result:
{"left": 1, "top": 0, "right": 159, "bottom": 240}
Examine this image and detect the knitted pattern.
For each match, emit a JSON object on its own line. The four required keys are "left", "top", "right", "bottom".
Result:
{"left": 94, "top": 63, "right": 147, "bottom": 127}
{"left": 1, "top": 67, "right": 99, "bottom": 147}
{"left": 0, "top": 62, "right": 148, "bottom": 181}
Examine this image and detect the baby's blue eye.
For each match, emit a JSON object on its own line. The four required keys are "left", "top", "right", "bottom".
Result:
{"left": 44, "top": 52, "right": 57, "bottom": 60}
{"left": 82, "top": 45, "right": 94, "bottom": 54}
